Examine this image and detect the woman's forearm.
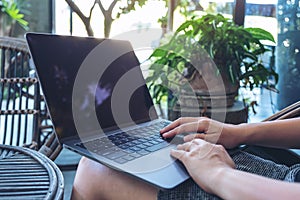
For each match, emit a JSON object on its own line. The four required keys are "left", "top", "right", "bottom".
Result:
{"left": 238, "top": 118, "right": 300, "bottom": 149}
{"left": 214, "top": 168, "right": 300, "bottom": 200}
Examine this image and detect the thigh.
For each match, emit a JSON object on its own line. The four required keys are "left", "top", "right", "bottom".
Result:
{"left": 71, "top": 157, "right": 159, "bottom": 200}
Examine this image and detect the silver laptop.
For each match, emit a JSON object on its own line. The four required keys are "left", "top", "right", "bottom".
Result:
{"left": 26, "top": 33, "right": 189, "bottom": 189}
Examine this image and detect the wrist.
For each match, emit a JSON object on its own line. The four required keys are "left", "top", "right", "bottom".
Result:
{"left": 235, "top": 123, "right": 253, "bottom": 145}
{"left": 210, "top": 167, "right": 235, "bottom": 196}
{"left": 212, "top": 167, "right": 237, "bottom": 199}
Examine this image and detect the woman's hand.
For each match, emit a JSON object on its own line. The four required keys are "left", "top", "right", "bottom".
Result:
{"left": 171, "top": 139, "right": 235, "bottom": 194}
{"left": 160, "top": 117, "right": 245, "bottom": 149}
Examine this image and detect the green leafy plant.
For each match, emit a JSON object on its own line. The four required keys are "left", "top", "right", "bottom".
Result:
{"left": 146, "top": 13, "right": 278, "bottom": 109}
{"left": 0, "top": 0, "right": 28, "bottom": 29}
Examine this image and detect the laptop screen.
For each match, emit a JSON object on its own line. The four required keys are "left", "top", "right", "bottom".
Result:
{"left": 26, "top": 33, "right": 158, "bottom": 141}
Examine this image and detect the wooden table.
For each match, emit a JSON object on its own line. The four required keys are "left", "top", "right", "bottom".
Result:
{"left": 0, "top": 144, "right": 64, "bottom": 199}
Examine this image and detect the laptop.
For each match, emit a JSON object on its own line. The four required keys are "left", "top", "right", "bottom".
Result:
{"left": 25, "top": 33, "right": 189, "bottom": 189}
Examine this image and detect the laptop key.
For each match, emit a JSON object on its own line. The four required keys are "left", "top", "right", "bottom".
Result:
{"left": 137, "top": 149, "right": 151, "bottom": 156}
{"left": 119, "top": 144, "right": 130, "bottom": 149}
{"left": 129, "top": 152, "right": 143, "bottom": 158}
{"left": 104, "top": 150, "right": 128, "bottom": 160}
{"left": 124, "top": 142, "right": 136, "bottom": 147}
{"left": 136, "top": 144, "right": 147, "bottom": 149}
{"left": 114, "top": 157, "right": 128, "bottom": 164}
{"left": 121, "top": 148, "right": 133, "bottom": 153}
{"left": 148, "top": 140, "right": 160, "bottom": 145}
{"left": 99, "top": 147, "right": 118, "bottom": 156}
{"left": 131, "top": 140, "right": 142, "bottom": 145}
{"left": 122, "top": 154, "right": 135, "bottom": 161}
{"left": 143, "top": 142, "right": 154, "bottom": 147}
{"left": 129, "top": 146, "right": 141, "bottom": 152}
{"left": 136, "top": 138, "right": 148, "bottom": 143}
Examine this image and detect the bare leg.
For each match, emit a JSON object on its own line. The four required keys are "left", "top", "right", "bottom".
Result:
{"left": 71, "top": 157, "right": 159, "bottom": 200}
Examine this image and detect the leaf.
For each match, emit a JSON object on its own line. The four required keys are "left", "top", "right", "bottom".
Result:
{"left": 245, "top": 27, "right": 275, "bottom": 43}
{"left": 2, "top": 0, "right": 29, "bottom": 29}
{"left": 150, "top": 48, "right": 168, "bottom": 58}
{"left": 117, "top": 0, "right": 147, "bottom": 17}
{"left": 175, "top": 20, "right": 193, "bottom": 34}
{"left": 152, "top": 57, "right": 168, "bottom": 66}
{"left": 243, "top": 51, "right": 258, "bottom": 61}
{"left": 240, "top": 65, "right": 269, "bottom": 84}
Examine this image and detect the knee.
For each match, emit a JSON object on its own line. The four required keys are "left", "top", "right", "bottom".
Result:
{"left": 71, "top": 157, "right": 158, "bottom": 200}
{"left": 71, "top": 157, "right": 112, "bottom": 199}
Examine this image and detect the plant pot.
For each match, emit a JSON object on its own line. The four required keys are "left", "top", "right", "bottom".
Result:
{"left": 168, "top": 100, "right": 248, "bottom": 124}
{"left": 177, "top": 61, "right": 239, "bottom": 108}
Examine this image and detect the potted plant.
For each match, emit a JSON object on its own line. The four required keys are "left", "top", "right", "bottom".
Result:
{"left": 146, "top": 13, "right": 278, "bottom": 119}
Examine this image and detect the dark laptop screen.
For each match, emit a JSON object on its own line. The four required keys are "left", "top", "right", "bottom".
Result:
{"left": 26, "top": 33, "right": 158, "bottom": 141}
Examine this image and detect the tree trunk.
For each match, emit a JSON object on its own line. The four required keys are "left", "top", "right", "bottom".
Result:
{"left": 104, "top": 16, "right": 113, "bottom": 38}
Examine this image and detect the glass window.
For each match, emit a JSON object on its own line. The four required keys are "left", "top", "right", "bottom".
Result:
{"left": 54, "top": 0, "right": 166, "bottom": 38}
{"left": 244, "top": 0, "right": 277, "bottom": 43}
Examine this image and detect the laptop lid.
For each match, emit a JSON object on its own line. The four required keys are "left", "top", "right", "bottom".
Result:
{"left": 26, "top": 33, "right": 158, "bottom": 143}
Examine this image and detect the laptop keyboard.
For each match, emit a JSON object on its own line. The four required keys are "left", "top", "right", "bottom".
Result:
{"left": 75, "top": 121, "right": 174, "bottom": 164}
